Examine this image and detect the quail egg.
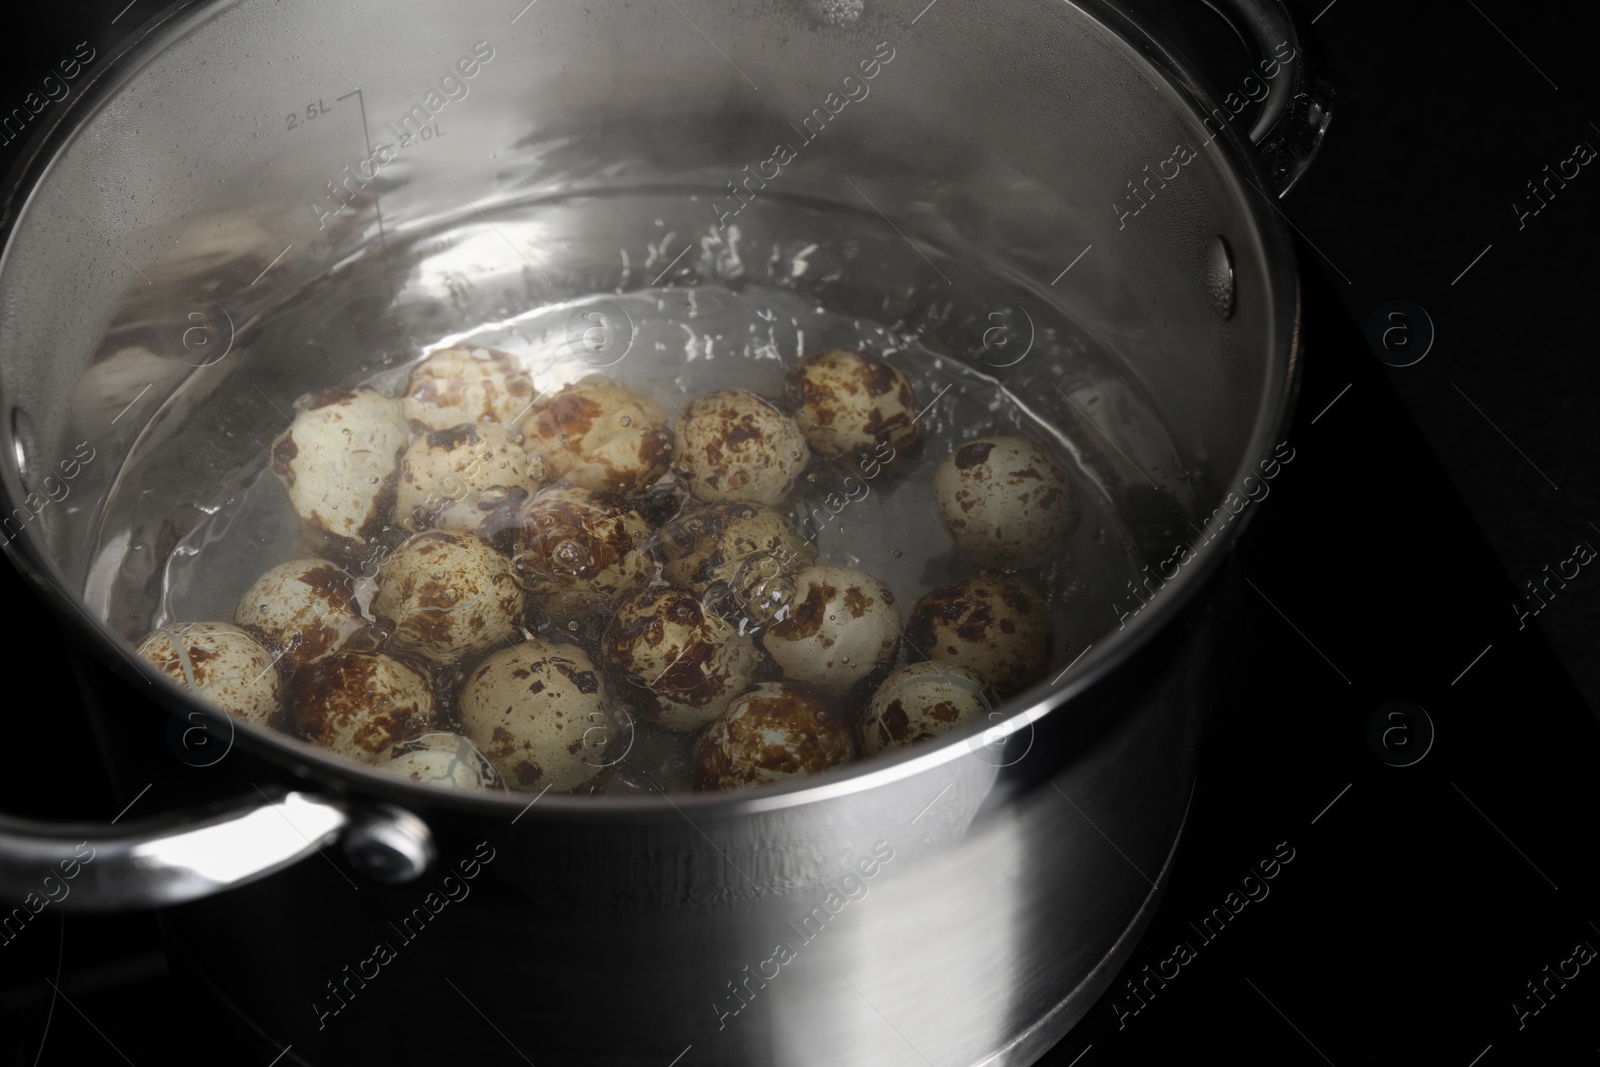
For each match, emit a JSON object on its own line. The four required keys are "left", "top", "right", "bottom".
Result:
{"left": 520, "top": 375, "right": 674, "bottom": 494}
{"left": 932, "top": 435, "right": 1080, "bottom": 567}
{"left": 373, "top": 530, "right": 524, "bottom": 665}
{"left": 762, "top": 565, "right": 900, "bottom": 696}
{"left": 458, "top": 639, "right": 614, "bottom": 792}
{"left": 288, "top": 651, "right": 435, "bottom": 763}
{"left": 672, "top": 388, "right": 809, "bottom": 505}
{"left": 394, "top": 422, "right": 545, "bottom": 537}
{"left": 862, "top": 662, "right": 992, "bottom": 756}
{"left": 905, "top": 575, "right": 1054, "bottom": 696}
{"left": 692, "top": 681, "right": 858, "bottom": 791}
{"left": 402, "top": 345, "right": 537, "bottom": 431}
{"left": 233, "top": 558, "right": 373, "bottom": 674}
{"left": 600, "top": 588, "right": 765, "bottom": 732}
{"left": 651, "top": 501, "right": 817, "bottom": 627}
{"left": 378, "top": 731, "right": 503, "bottom": 791}
{"left": 784, "top": 349, "right": 923, "bottom": 462}
{"left": 270, "top": 385, "right": 410, "bottom": 548}
{"left": 654, "top": 502, "right": 815, "bottom": 591}
{"left": 136, "top": 622, "right": 283, "bottom": 727}
{"left": 513, "top": 487, "right": 652, "bottom": 623}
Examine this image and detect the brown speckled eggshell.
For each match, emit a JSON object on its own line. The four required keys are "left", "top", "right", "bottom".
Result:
{"left": 137, "top": 622, "right": 283, "bottom": 728}
{"left": 932, "top": 435, "right": 1080, "bottom": 568}
{"left": 513, "top": 486, "right": 652, "bottom": 624}
{"left": 520, "top": 375, "right": 674, "bottom": 494}
{"left": 784, "top": 349, "right": 922, "bottom": 462}
{"left": 600, "top": 588, "right": 764, "bottom": 732}
{"left": 401, "top": 346, "right": 536, "bottom": 431}
{"left": 692, "top": 681, "right": 858, "bottom": 791}
{"left": 457, "top": 639, "right": 613, "bottom": 792}
{"left": 270, "top": 385, "right": 409, "bottom": 548}
{"left": 672, "top": 388, "right": 809, "bottom": 505}
{"left": 233, "top": 558, "right": 372, "bottom": 674}
{"left": 763, "top": 565, "right": 900, "bottom": 697}
{"left": 862, "top": 662, "right": 992, "bottom": 756}
{"left": 394, "top": 422, "right": 546, "bottom": 538}
{"left": 905, "top": 575, "right": 1054, "bottom": 696}
{"left": 378, "top": 731, "right": 503, "bottom": 791}
{"left": 289, "top": 651, "right": 434, "bottom": 763}
{"left": 652, "top": 502, "right": 817, "bottom": 595}
{"left": 373, "top": 530, "right": 524, "bottom": 665}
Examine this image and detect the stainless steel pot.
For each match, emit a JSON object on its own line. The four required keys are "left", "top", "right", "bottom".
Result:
{"left": 0, "top": 0, "right": 1326, "bottom": 1062}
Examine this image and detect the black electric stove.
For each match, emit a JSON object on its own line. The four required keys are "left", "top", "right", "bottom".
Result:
{"left": 4, "top": 1, "right": 1598, "bottom": 1064}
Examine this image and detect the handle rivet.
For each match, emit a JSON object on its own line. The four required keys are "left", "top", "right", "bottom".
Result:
{"left": 342, "top": 806, "right": 435, "bottom": 883}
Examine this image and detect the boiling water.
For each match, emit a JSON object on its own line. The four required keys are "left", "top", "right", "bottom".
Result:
{"left": 104, "top": 189, "right": 1191, "bottom": 794}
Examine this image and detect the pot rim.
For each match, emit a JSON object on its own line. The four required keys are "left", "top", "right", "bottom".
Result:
{"left": 0, "top": 0, "right": 1301, "bottom": 822}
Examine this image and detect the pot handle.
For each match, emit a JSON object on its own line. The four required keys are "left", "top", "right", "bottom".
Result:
{"left": 0, "top": 791, "right": 435, "bottom": 913}
{"left": 1198, "top": 0, "right": 1334, "bottom": 196}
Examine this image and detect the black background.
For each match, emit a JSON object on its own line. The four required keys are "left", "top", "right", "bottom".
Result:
{"left": 2, "top": 1, "right": 1598, "bottom": 1064}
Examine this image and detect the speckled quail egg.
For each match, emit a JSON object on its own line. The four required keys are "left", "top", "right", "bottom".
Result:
{"left": 672, "top": 388, "right": 809, "bottom": 505}
{"left": 394, "top": 422, "right": 545, "bottom": 537}
{"left": 458, "top": 639, "right": 614, "bottom": 792}
{"left": 905, "top": 575, "right": 1054, "bottom": 696}
{"left": 520, "top": 375, "right": 674, "bottom": 494}
{"left": 378, "top": 731, "right": 503, "bottom": 791}
{"left": 233, "top": 558, "right": 373, "bottom": 673}
{"left": 288, "top": 651, "right": 435, "bottom": 763}
{"left": 862, "top": 662, "right": 992, "bottom": 757}
{"left": 650, "top": 501, "right": 818, "bottom": 627}
{"left": 932, "top": 435, "right": 1080, "bottom": 568}
{"left": 654, "top": 502, "right": 816, "bottom": 592}
{"left": 513, "top": 487, "right": 652, "bottom": 623}
{"left": 401, "top": 345, "right": 537, "bottom": 431}
{"left": 763, "top": 565, "right": 900, "bottom": 697}
{"left": 373, "top": 530, "right": 524, "bottom": 665}
{"left": 784, "top": 349, "right": 923, "bottom": 463}
{"left": 270, "top": 385, "right": 410, "bottom": 548}
{"left": 692, "top": 681, "right": 858, "bottom": 791}
{"left": 136, "top": 622, "right": 283, "bottom": 727}
{"left": 600, "top": 588, "right": 765, "bottom": 732}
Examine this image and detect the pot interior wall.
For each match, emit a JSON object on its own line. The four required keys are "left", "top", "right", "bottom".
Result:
{"left": 0, "top": 0, "right": 1283, "bottom": 628}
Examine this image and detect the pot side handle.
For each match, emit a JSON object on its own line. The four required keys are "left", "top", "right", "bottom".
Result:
{"left": 0, "top": 791, "right": 435, "bottom": 913}
{"left": 1199, "top": 0, "right": 1334, "bottom": 196}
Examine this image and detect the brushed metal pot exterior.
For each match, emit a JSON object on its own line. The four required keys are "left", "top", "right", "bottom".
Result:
{"left": 67, "top": 579, "right": 1216, "bottom": 1065}
{"left": 0, "top": 0, "right": 1322, "bottom": 1062}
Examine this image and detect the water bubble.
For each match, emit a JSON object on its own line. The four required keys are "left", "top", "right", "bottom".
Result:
{"left": 551, "top": 538, "right": 593, "bottom": 574}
